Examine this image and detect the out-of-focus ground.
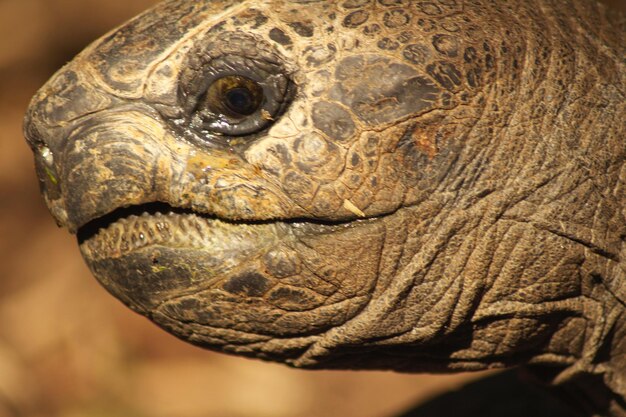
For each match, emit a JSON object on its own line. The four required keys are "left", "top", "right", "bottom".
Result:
{"left": 0, "top": 1, "right": 623, "bottom": 417}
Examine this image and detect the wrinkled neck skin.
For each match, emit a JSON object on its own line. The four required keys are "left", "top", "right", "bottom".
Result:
{"left": 298, "top": 2, "right": 626, "bottom": 412}
{"left": 23, "top": 0, "right": 625, "bottom": 416}
{"left": 288, "top": 2, "right": 626, "bottom": 414}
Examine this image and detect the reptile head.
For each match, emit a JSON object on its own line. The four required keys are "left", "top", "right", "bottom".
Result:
{"left": 23, "top": 0, "right": 625, "bottom": 392}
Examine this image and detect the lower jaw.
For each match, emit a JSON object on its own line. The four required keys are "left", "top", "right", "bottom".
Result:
{"left": 74, "top": 203, "right": 385, "bottom": 344}
{"left": 79, "top": 231, "right": 371, "bottom": 345}
{"left": 76, "top": 207, "right": 289, "bottom": 314}
{"left": 76, "top": 200, "right": 364, "bottom": 260}
{"left": 149, "top": 306, "right": 322, "bottom": 362}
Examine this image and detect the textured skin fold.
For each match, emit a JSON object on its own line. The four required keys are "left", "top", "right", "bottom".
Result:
{"left": 24, "top": 1, "right": 625, "bottom": 415}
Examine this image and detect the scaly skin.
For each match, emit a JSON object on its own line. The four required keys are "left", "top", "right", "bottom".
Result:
{"left": 23, "top": 1, "right": 625, "bottom": 415}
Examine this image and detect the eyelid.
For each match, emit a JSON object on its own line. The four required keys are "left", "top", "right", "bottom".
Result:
{"left": 168, "top": 31, "right": 295, "bottom": 143}
{"left": 182, "top": 60, "right": 294, "bottom": 137}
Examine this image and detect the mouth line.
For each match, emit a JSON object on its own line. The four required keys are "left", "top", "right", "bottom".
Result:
{"left": 77, "top": 202, "right": 188, "bottom": 244}
{"left": 76, "top": 201, "right": 366, "bottom": 245}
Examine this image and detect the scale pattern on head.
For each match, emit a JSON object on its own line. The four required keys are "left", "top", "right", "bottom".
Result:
{"left": 23, "top": 0, "right": 493, "bottom": 347}
{"left": 24, "top": 1, "right": 626, "bottom": 414}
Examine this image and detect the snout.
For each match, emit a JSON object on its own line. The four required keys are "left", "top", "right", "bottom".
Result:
{"left": 23, "top": 65, "right": 175, "bottom": 233}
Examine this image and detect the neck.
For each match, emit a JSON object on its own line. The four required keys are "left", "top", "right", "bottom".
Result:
{"left": 529, "top": 294, "right": 626, "bottom": 417}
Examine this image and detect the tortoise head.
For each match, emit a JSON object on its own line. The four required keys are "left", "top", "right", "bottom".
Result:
{"left": 23, "top": 0, "right": 626, "bottom": 396}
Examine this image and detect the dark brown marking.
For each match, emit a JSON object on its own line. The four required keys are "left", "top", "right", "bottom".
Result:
{"left": 312, "top": 101, "right": 356, "bottom": 142}
{"left": 343, "top": 10, "right": 370, "bottom": 28}
{"left": 223, "top": 272, "right": 271, "bottom": 297}
{"left": 384, "top": 9, "right": 411, "bottom": 28}
{"left": 379, "top": 37, "right": 400, "bottom": 50}
{"left": 269, "top": 27, "right": 292, "bottom": 46}
{"left": 432, "top": 34, "right": 459, "bottom": 57}
{"left": 426, "top": 61, "right": 463, "bottom": 91}
{"left": 403, "top": 43, "right": 431, "bottom": 65}
{"left": 288, "top": 21, "right": 314, "bottom": 37}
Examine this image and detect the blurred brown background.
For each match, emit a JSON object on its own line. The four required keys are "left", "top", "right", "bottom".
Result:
{"left": 0, "top": 1, "right": 623, "bottom": 417}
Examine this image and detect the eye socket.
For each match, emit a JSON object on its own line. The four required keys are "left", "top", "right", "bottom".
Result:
{"left": 177, "top": 32, "right": 295, "bottom": 140}
{"left": 187, "top": 69, "right": 292, "bottom": 138}
{"left": 201, "top": 75, "right": 264, "bottom": 119}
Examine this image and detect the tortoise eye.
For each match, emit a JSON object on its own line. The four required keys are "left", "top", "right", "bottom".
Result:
{"left": 224, "top": 87, "right": 260, "bottom": 116}
{"left": 200, "top": 75, "right": 264, "bottom": 119}
{"left": 177, "top": 37, "right": 295, "bottom": 139}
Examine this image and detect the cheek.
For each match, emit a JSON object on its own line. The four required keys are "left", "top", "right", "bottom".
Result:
{"left": 147, "top": 222, "right": 386, "bottom": 352}
{"left": 311, "top": 101, "right": 357, "bottom": 143}
{"left": 245, "top": 127, "right": 418, "bottom": 219}
{"left": 292, "top": 132, "right": 346, "bottom": 180}
{"left": 79, "top": 216, "right": 283, "bottom": 312}
{"left": 244, "top": 132, "right": 349, "bottom": 216}
{"left": 244, "top": 100, "right": 441, "bottom": 221}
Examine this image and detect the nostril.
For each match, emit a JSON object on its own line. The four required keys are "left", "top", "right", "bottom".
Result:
{"left": 40, "top": 145, "right": 54, "bottom": 166}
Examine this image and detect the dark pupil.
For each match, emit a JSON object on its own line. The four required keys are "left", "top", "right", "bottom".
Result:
{"left": 224, "top": 87, "right": 258, "bottom": 116}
